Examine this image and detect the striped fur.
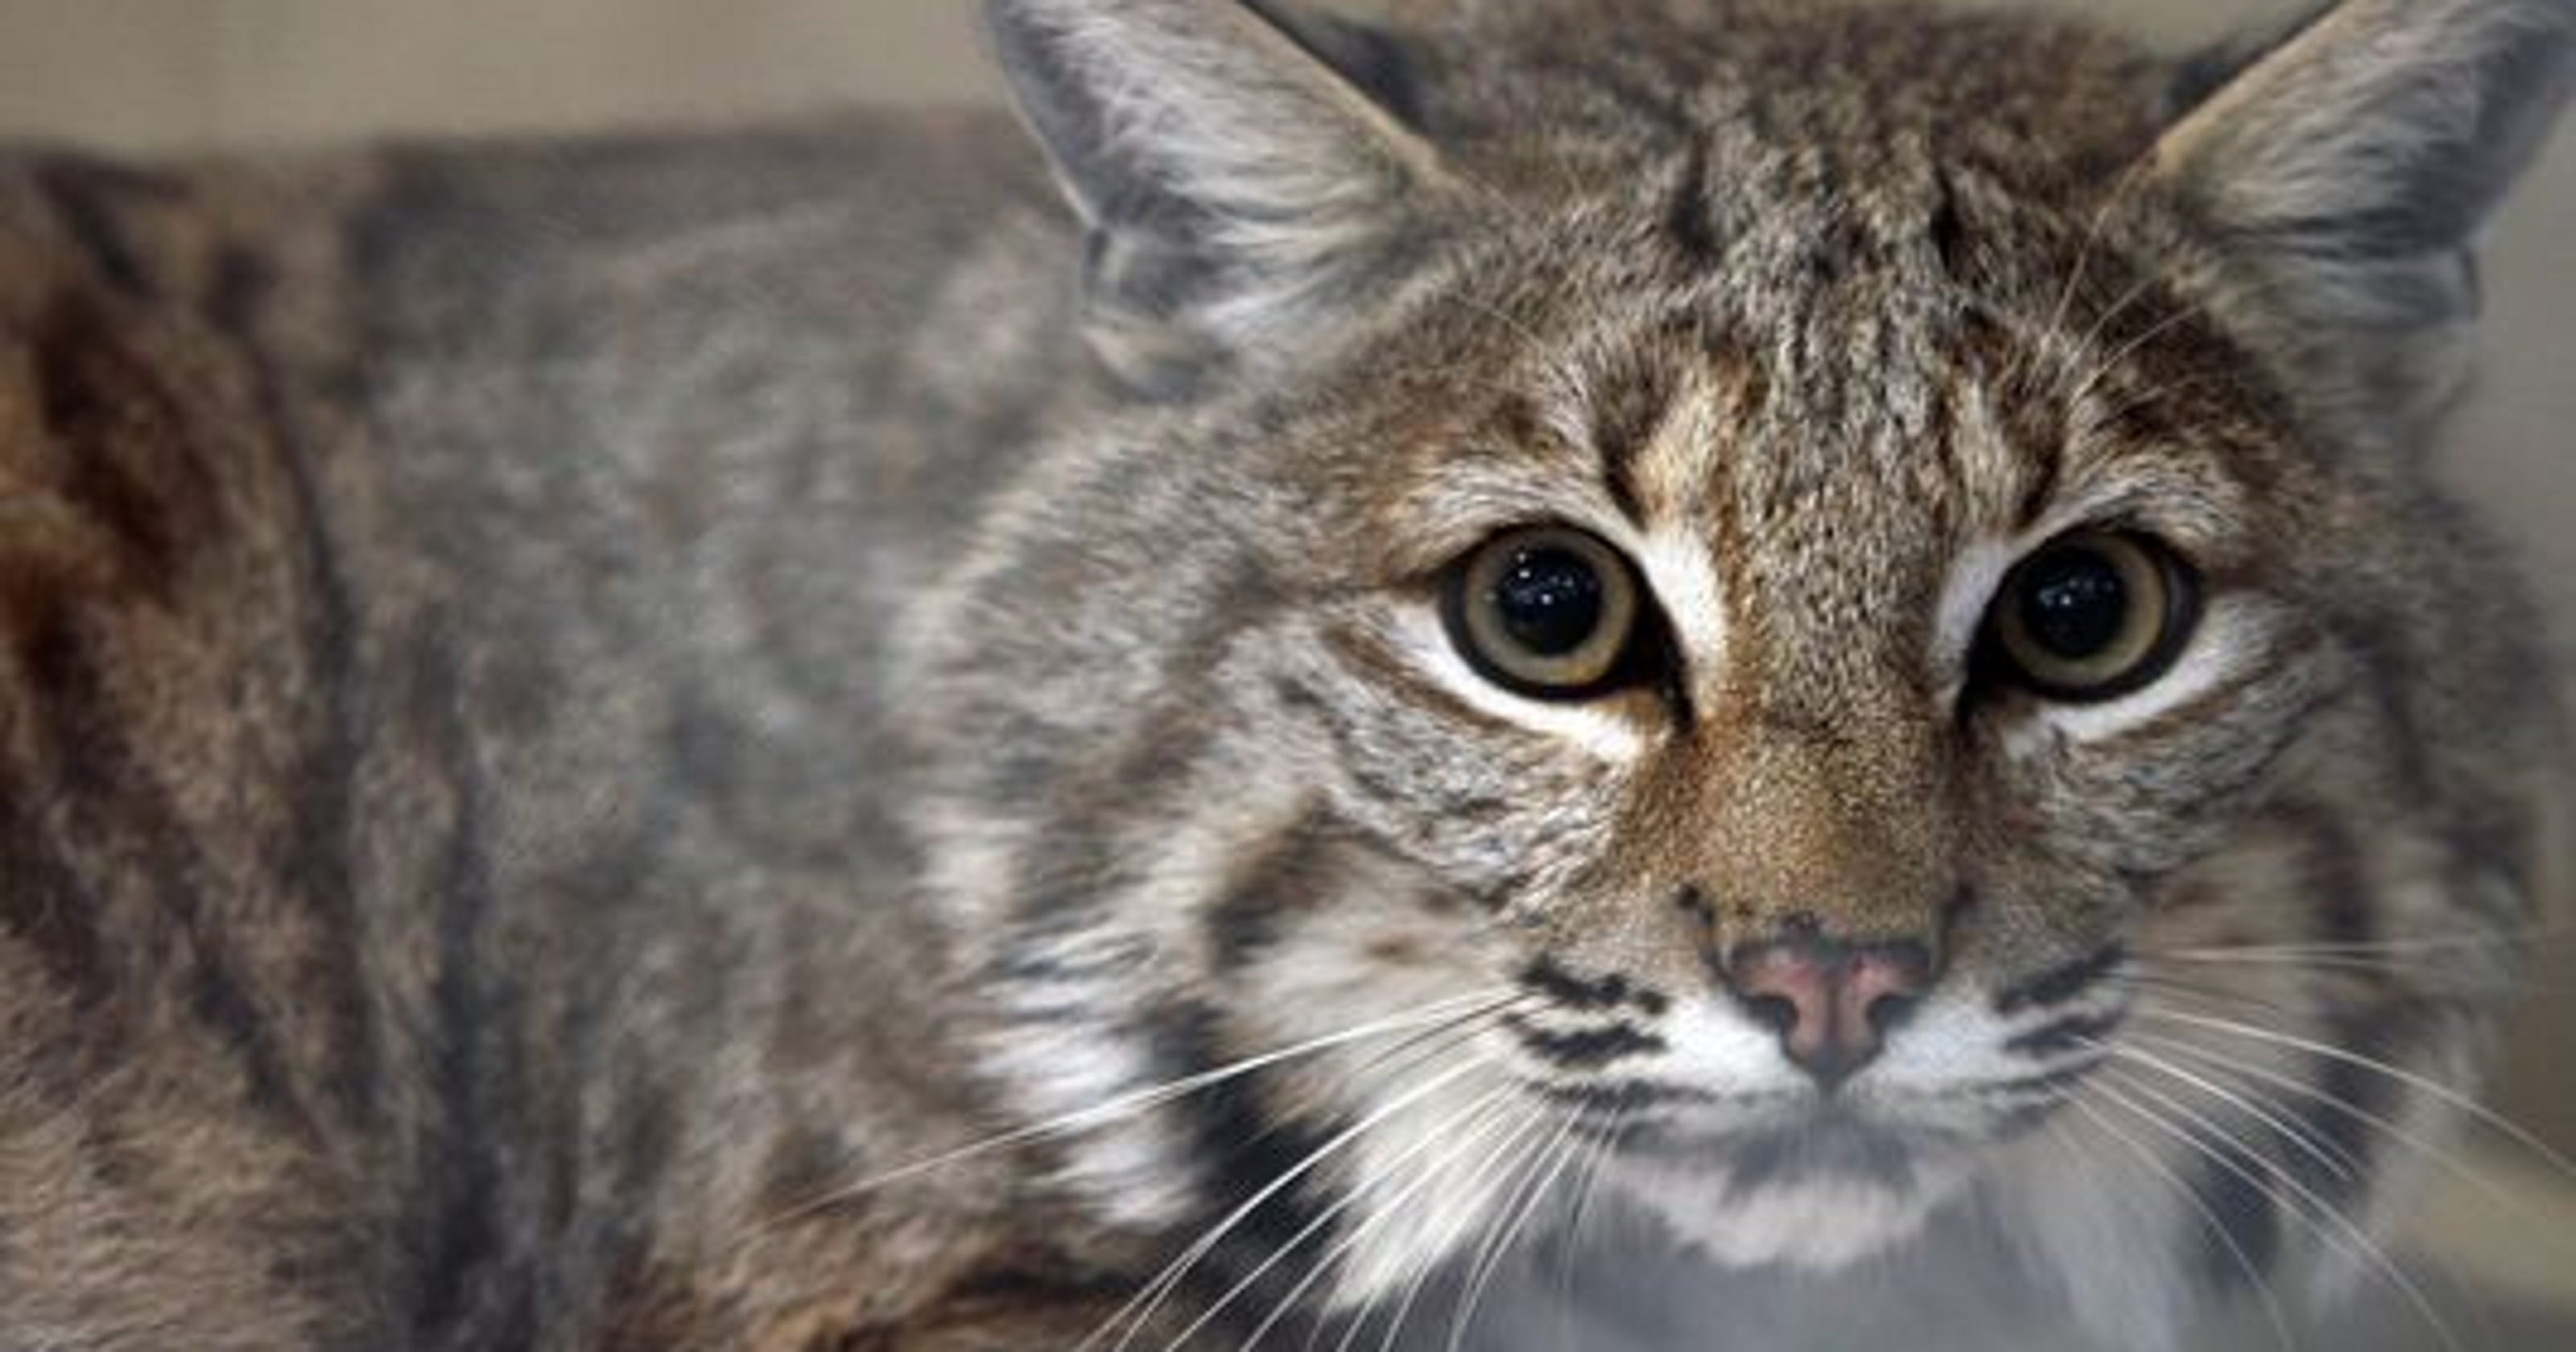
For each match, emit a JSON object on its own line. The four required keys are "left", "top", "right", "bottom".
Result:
{"left": 0, "top": 1, "right": 2568, "bottom": 1349}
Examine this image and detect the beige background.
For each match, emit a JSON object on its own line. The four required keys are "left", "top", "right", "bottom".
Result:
{"left": 2, "top": 0, "right": 2571, "bottom": 1300}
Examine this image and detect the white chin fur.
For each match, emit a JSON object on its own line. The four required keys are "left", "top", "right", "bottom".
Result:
{"left": 1604, "top": 1155, "right": 1955, "bottom": 1270}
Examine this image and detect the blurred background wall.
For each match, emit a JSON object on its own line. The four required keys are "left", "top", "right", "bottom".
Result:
{"left": 2, "top": 0, "right": 2570, "bottom": 1222}
{"left": 0, "top": 1, "right": 999, "bottom": 146}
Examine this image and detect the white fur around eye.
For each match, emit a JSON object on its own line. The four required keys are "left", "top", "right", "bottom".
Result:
{"left": 1397, "top": 608, "right": 1651, "bottom": 762}
{"left": 1934, "top": 535, "right": 2023, "bottom": 701}
{"left": 1629, "top": 524, "right": 1728, "bottom": 683}
{"left": 2004, "top": 601, "right": 2266, "bottom": 752}
{"left": 1932, "top": 501, "right": 2113, "bottom": 701}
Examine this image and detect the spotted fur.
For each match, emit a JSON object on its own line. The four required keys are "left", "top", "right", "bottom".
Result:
{"left": 0, "top": 1, "right": 2567, "bottom": 1349}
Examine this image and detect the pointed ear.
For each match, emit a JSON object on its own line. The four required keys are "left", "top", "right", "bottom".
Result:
{"left": 2146, "top": 0, "right": 2572, "bottom": 443}
{"left": 985, "top": 0, "right": 1454, "bottom": 398}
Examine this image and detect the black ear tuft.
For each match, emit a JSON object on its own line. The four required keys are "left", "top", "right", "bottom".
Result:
{"left": 1242, "top": 0, "right": 1430, "bottom": 130}
{"left": 2160, "top": 1, "right": 2337, "bottom": 124}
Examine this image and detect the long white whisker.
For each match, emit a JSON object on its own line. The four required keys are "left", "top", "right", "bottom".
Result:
{"left": 1353, "top": 1103, "right": 1554, "bottom": 1352}
{"left": 2141, "top": 950, "right": 2557, "bottom": 999}
{"left": 1166, "top": 1084, "right": 1521, "bottom": 1352}
{"left": 1554, "top": 1106, "right": 1631, "bottom": 1343}
{"left": 2155, "top": 950, "right": 2526, "bottom": 978}
{"left": 2091, "top": 1037, "right": 2362, "bottom": 1183}
{"left": 2126, "top": 1029, "right": 2576, "bottom": 1268}
{"left": 1096, "top": 1054, "right": 1496, "bottom": 1352}
{"left": 2062, "top": 268, "right": 2320, "bottom": 410}
{"left": 2092, "top": 1070, "right": 2467, "bottom": 1352}
{"left": 2107, "top": 970, "right": 2303, "bottom": 1017}
{"left": 2159, "top": 946, "right": 2491, "bottom": 967}
{"left": 757, "top": 987, "right": 1515, "bottom": 1230}
{"left": 1319, "top": 995, "right": 1545, "bottom": 1111}
{"left": 2132, "top": 1007, "right": 2576, "bottom": 1184}
{"left": 2033, "top": 155, "right": 2161, "bottom": 382}
{"left": 1443, "top": 1107, "right": 1587, "bottom": 1352}
{"left": 2062, "top": 1095, "right": 2301, "bottom": 1352}
{"left": 2160, "top": 927, "right": 2566, "bottom": 960}
{"left": 1245, "top": 1090, "right": 1527, "bottom": 1352}
{"left": 2064, "top": 301, "right": 2214, "bottom": 408}
{"left": 2055, "top": 271, "right": 2167, "bottom": 385}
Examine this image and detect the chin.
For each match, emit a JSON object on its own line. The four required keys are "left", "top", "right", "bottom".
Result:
{"left": 1604, "top": 1121, "right": 1981, "bottom": 1271}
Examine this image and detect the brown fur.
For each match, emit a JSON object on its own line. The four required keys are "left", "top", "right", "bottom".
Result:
{"left": 0, "top": 1, "right": 2567, "bottom": 1348}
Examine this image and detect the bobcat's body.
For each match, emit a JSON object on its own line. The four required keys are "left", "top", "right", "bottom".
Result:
{"left": 0, "top": 119, "right": 1128, "bottom": 1349}
{"left": 0, "top": 2, "right": 2568, "bottom": 1350}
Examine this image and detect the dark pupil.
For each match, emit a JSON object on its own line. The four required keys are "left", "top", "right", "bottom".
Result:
{"left": 1492, "top": 547, "right": 1605, "bottom": 657}
{"left": 2018, "top": 546, "right": 2130, "bottom": 660}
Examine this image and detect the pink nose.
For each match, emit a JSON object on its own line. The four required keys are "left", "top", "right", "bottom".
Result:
{"left": 1724, "top": 935, "right": 1935, "bottom": 1089}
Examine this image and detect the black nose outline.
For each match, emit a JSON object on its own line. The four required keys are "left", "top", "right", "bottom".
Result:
{"left": 1719, "top": 923, "right": 1940, "bottom": 1091}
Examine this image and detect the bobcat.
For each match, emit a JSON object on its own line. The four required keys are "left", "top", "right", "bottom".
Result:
{"left": 0, "top": 0, "right": 2567, "bottom": 1348}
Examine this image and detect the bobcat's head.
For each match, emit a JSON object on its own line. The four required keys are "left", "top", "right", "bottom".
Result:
{"left": 907, "top": 0, "right": 2571, "bottom": 1342}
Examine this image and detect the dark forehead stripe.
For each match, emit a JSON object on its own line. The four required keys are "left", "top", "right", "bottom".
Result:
{"left": 1926, "top": 168, "right": 1973, "bottom": 283}
{"left": 1663, "top": 143, "right": 1724, "bottom": 267}
{"left": 1591, "top": 346, "right": 1679, "bottom": 526}
{"left": 2010, "top": 409, "right": 2067, "bottom": 534}
{"left": 1586, "top": 323, "right": 1767, "bottom": 530}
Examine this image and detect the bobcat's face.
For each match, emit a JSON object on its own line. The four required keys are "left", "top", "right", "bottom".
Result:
{"left": 937, "top": 0, "right": 2567, "bottom": 1340}
{"left": 1233, "top": 185, "right": 2363, "bottom": 1276}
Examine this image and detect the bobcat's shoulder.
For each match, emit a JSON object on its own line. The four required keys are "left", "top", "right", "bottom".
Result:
{"left": 0, "top": 114, "right": 1146, "bottom": 1348}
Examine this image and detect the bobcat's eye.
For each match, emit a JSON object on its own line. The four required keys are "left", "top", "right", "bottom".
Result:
{"left": 1446, "top": 526, "right": 1644, "bottom": 698}
{"left": 1988, "top": 530, "right": 2198, "bottom": 701}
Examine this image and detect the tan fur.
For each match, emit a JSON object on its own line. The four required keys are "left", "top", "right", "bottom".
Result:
{"left": 0, "top": 1, "right": 2566, "bottom": 1348}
